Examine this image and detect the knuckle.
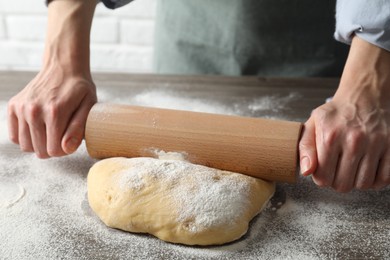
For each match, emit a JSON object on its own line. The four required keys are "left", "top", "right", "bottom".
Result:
{"left": 9, "top": 134, "right": 18, "bottom": 144}
{"left": 47, "top": 148, "right": 64, "bottom": 157}
{"left": 7, "top": 100, "right": 16, "bottom": 114}
{"left": 312, "top": 174, "right": 331, "bottom": 187}
{"left": 311, "top": 107, "right": 324, "bottom": 118}
{"left": 346, "top": 130, "right": 365, "bottom": 143}
{"left": 299, "top": 140, "right": 311, "bottom": 150}
{"left": 374, "top": 185, "right": 386, "bottom": 191}
{"left": 36, "top": 152, "right": 49, "bottom": 159}
{"left": 334, "top": 184, "right": 352, "bottom": 193}
{"left": 315, "top": 180, "right": 328, "bottom": 188}
{"left": 371, "top": 134, "right": 386, "bottom": 148}
{"left": 26, "top": 103, "right": 41, "bottom": 120}
{"left": 69, "top": 119, "right": 86, "bottom": 131}
{"left": 355, "top": 181, "right": 370, "bottom": 190}
{"left": 14, "top": 102, "right": 25, "bottom": 115}
{"left": 335, "top": 186, "right": 352, "bottom": 193}
{"left": 20, "top": 145, "right": 33, "bottom": 153}
{"left": 354, "top": 174, "right": 370, "bottom": 190}
{"left": 346, "top": 130, "right": 365, "bottom": 152}
{"left": 322, "top": 130, "right": 338, "bottom": 148}
{"left": 46, "top": 101, "right": 62, "bottom": 119}
{"left": 377, "top": 172, "right": 390, "bottom": 185}
{"left": 385, "top": 173, "right": 390, "bottom": 184}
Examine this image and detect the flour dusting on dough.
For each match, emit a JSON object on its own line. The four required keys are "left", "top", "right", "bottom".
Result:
{"left": 89, "top": 157, "right": 275, "bottom": 245}
{"left": 154, "top": 150, "right": 188, "bottom": 161}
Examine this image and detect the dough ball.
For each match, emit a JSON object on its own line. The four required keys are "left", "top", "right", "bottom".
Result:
{"left": 87, "top": 157, "right": 275, "bottom": 246}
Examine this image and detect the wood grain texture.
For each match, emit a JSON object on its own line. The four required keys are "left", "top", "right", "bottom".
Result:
{"left": 85, "top": 104, "right": 302, "bottom": 183}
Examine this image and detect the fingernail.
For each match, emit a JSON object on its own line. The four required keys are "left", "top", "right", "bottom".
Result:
{"left": 67, "top": 137, "right": 79, "bottom": 153}
{"left": 300, "top": 157, "right": 310, "bottom": 175}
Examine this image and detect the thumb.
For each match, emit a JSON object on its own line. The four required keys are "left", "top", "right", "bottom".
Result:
{"left": 299, "top": 118, "right": 318, "bottom": 176}
{"left": 62, "top": 99, "right": 95, "bottom": 155}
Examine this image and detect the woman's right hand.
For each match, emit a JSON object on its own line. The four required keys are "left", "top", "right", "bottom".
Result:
{"left": 7, "top": 64, "right": 97, "bottom": 158}
{"left": 7, "top": 0, "right": 98, "bottom": 158}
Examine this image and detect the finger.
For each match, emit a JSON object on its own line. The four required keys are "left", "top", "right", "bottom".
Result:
{"left": 28, "top": 120, "right": 49, "bottom": 159}
{"left": 299, "top": 118, "right": 318, "bottom": 176}
{"left": 331, "top": 130, "right": 366, "bottom": 192}
{"left": 24, "top": 104, "right": 49, "bottom": 158}
{"left": 354, "top": 155, "right": 379, "bottom": 191}
{"left": 61, "top": 98, "right": 95, "bottom": 154}
{"left": 312, "top": 152, "right": 340, "bottom": 188}
{"left": 7, "top": 104, "right": 19, "bottom": 144}
{"left": 45, "top": 105, "right": 68, "bottom": 157}
{"left": 374, "top": 150, "right": 390, "bottom": 190}
{"left": 332, "top": 152, "right": 362, "bottom": 193}
{"left": 312, "top": 128, "right": 341, "bottom": 187}
{"left": 18, "top": 118, "right": 33, "bottom": 153}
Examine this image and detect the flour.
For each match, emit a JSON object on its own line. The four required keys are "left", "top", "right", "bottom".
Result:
{"left": 117, "top": 158, "right": 251, "bottom": 233}
{"left": 0, "top": 181, "right": 25, "bottom": 208}
{"left": 247, "top": 93, "right": 300, "bottom": 113}
{"left": 0, "top": 101, "right": 9, "bottom": 144}
{"left": 98, "top": 89, "right": 240, "bottom": 115}
{"left": 96, "top": 89, "right": 301, "bottom": 120}
{"left": 1, "top": 91, "right": 389, "bottom": 259}
{"left": 153, "top": 149, "right": 188, "bottom": 161}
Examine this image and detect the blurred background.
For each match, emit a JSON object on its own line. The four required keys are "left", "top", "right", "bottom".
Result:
{"left": 0, "top": 0, "right": 156, "bottom": 73}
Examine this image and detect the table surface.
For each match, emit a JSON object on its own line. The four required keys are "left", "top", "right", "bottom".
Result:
{"left": 0, "top": 71, "right": 389, "bottom": 259}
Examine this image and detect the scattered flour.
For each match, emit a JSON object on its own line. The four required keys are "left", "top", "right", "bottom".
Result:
{"left": 96, "top": 89, "right": 302, "bottom": 120}
{"left": 1, "top": 90, "right": 389, "bottom": 259}
{"left": 98, "top": 89, "right": 240, "bottom": 115}
{"left": 0, "top": 181, "right": 25, "bottom": 208}
{"left": 0, "top": 101, "right": 9, "bottom": 144}
{"left": 247, "top": 93, "right": 300, "bottom": 113}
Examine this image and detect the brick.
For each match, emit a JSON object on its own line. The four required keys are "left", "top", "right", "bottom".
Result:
{"left": 0, "top": 0, "right": 47, "bottom": 14}
{"left": 120, "top": 19, "right": 154, "bottom": 45}
{"left": 95, "top": 0, "right": 157, "bottom": 18}
{"left": 0, "top": 16, "right": 6, "bottom": 39}
{"left": 0, "top": 41, "right": 44, "bottom": 70}
{"left": 0, "top": 0, "right": 158, "bottom": 73}
{"left": 91, "top": 17, "right": 119, "bottom": 44}
{"left": 90, "top": 44, "right": 153, "bottom": 72}
{"left": 6, "top": 15, "right": 47, "bottom": 41}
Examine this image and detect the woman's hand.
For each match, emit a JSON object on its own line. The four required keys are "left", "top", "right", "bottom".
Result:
{"left": 299, "top": 36, "right": 390, "bottom": 192}
{"left": 7, "top": 0, "right": 97, "bottom": 158}
{"left": 8, "top": 66, "right": 97, "bottom": 158}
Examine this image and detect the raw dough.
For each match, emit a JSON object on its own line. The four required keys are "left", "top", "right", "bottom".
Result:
{"left": 87, "top": 157, "right": 275, "bottom": 246}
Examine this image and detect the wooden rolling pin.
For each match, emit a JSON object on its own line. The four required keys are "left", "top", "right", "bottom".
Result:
{"left": 85, "top": 103, "right": 302, "bottom": 183}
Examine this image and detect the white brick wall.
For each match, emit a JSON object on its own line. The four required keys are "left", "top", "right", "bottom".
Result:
{"left": 0, "top": 0, "right": 156, "bottom": 72}
{"left": 0, "top": 16, "right": 6, "bottom": 39}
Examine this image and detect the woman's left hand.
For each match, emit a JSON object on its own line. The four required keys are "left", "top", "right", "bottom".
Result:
{"left": 299, "top": 36, "right": 390, "bottom": 192}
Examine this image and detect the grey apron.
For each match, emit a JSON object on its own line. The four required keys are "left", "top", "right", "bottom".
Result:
{"left": 153, "top": 0, "right": 349, "bottom": 77}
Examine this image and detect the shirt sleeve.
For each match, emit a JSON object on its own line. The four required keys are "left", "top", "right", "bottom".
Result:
{"left": 45, "top": 0, "right": 132, "bottom": 9}
{"left": 335, "top": 0, "right": 390, "bottom": 51}
{"left": 99, "top": 0, "right": 133, "bottom": 9}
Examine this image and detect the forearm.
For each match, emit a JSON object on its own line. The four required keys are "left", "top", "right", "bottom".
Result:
{"left": 44, "top": 0, "right": 97, "bottom": 76}
{"left": 334, "top": 36, "right": 390, "bottom": 111}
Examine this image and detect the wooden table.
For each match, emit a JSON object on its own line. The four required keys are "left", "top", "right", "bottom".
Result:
{"left": 1, "top": 71, "right": 389, "bottom": 259}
